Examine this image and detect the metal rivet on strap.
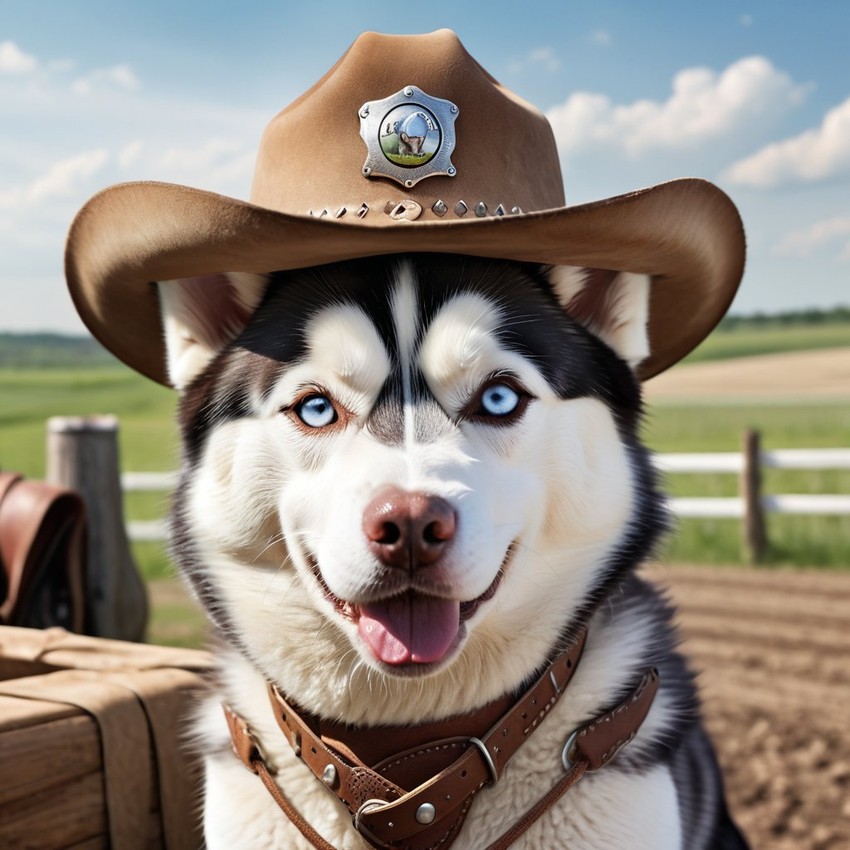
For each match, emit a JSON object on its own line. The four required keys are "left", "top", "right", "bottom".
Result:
{"left": 474, "top": 201, "right": 488, "bottom": 217}
{"left": 454, "top": 200, "right": 468, "bottom": 216}
{"left": 432, "top": 199, "right": 448, "bottom": 217}
{"left": 415, "top": 803, "right": 436, "bottom": 824}
{"left": 322, "top": 764, "right": 338, "bottom": 788}
{"left": 495, "top": 203, "right": 506, "bottom": 216}
{"left": 356, "top": 203, "right": 369, "bottom": 219}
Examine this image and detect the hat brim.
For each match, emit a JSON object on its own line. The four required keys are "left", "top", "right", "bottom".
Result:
{"left": 65, "top": 177, "right": 744, "bottom": 386}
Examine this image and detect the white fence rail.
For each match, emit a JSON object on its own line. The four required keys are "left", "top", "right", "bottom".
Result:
{"left": 655, "top": 449, "right": 850, "bottom": 474}
{"left": 668, "top": 494, "right": 850, "bottom": 519}
{"left": 122, "top": 445, "right": 850, "bottom": 554}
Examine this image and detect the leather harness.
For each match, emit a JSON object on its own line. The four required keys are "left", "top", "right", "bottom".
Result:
{"left": 224, "top": 626, "right": 659, "bottom": 850}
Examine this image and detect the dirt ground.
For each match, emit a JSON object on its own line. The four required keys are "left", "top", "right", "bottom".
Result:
{"left": 647, "top": 564, "right": 850, "bottom": 849}
{"left": 644, "top": 346, "right": 850, "bottom": 400}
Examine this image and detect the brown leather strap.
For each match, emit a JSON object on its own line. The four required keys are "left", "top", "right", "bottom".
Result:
{"left": 483, "top": 761, "right": 588, "bottom": 850}
{"left": 266, "top": 629, "right": 587, "bottom": 848}
{"left": 0, "top": 472, "right": 87, "bottom": 632}
{"left": 223, "top": 643, "right": 660, "bottom": 850}
{"left": 569, "top": 667, "right": 660, "bottom": 771}
{"left": 483, "top": 667, "right": 660, "bottom": 850}
{"left": 224, "top": 706, "right": 338, "bottom": 850}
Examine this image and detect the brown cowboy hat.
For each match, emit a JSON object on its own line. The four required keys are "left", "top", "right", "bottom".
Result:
{"left": 65, "top": 29, "right": 745, "bottom": 386}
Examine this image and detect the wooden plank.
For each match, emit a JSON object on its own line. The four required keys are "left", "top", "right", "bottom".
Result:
{"left": 64, "top": 839, "right": 107, "bottom": 850}
{"left": 0, "top": 694, "right": 82, "bottom": 732}
{"left": 0, "top": 770, "right": 107, "bottom": 850}
{"left": 0, "top": 715, "right": 101, "bottom": 807}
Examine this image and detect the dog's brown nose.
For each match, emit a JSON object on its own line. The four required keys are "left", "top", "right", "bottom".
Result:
{"left": 363, "top": 488, "right": 456, "bottom": 570}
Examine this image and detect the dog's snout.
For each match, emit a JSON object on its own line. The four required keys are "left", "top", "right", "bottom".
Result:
{"left": 363, "top": 488, "right": 456, "bottom": 570}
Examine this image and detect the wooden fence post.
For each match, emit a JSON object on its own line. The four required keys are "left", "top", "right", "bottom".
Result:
{"left": 741, "top": 429, "right": 767, "bottom": 563}
{"left": 46, "top": 416, "right": 148, "bottom": 641}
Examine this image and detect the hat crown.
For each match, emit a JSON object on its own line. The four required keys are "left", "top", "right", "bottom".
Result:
{"left": 250, "top": 30, "right": 565, "bottom": 222}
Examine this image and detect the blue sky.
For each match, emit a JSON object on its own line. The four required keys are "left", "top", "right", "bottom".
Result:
{"left": 2, "top": 0, "right": 849, "bottom": 333}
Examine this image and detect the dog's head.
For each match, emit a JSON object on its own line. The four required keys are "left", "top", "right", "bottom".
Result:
{"left": 161, "top": 255, "right": 665, "bottom": 719}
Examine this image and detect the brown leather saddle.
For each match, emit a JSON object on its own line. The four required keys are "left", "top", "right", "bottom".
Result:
{"left": 0, "top": 472, "right": 87, "bottom": 633}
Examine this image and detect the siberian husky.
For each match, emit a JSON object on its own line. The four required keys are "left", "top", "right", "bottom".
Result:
{"left": 160, "top": 254, "right": 748, "bottom": 849}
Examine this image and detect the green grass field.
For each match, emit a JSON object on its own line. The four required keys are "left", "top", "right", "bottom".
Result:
{"left": 2, "top": 322, "right": 848, "bottom": 644}
{"left": 683, "top": 320, "right": 850, "bottom": 363}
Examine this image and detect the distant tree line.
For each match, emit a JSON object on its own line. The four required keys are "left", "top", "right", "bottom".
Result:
{"left": 719, "top": 305, "right": 850, "bottom": 331}
{"left": 0, "top": 332, "right": 120, "bottom": 368}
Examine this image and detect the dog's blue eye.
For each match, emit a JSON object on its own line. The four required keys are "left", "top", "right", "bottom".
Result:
{"left": 296, "top": 394, "right": 337, "bottom": 428}
{"left": 480, "top": 383, "right": 520, "bottom": 417}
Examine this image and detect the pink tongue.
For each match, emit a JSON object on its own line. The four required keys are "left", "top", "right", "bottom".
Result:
{"left": 358, "top": 595, "right": 460, "bottom": 665}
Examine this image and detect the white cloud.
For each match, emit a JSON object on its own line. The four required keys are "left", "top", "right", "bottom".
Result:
{"left": 0, "top": 148, "right": 110, "bottom": 208}
{"left": 724, "top": 96, "right": 850, "bottom": 188}
{"left": 0, "top": 41, "right": 37, "bottom": 74}
{"left": 546, "top": 56, "right": 806, "bottom": 158}
{"left": 589, "top": 30, "right": 612, "bottom": 47}
{"left": 72, "top": 64, "right": 140, "bottom": 95}
{"left": 152, "top": 138, "right": 255, "bottom": 187}
{"left": 510, "top": 47, "right": 560, "bottom": 74}
{"left": 777, "top": 216, "right": 850, "bottom": 261}
{"left": 740, "top": 14, "right": 754, "bottom": 27}
{"left": 118, "top": 140, "right": 144, "bottom": 169}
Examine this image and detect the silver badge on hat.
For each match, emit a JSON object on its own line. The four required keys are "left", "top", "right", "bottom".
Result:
{"left": 359, "top": 85, "right": 458, "bottom": 188}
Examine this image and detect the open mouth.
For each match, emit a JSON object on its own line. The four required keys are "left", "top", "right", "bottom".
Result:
{"left": 309, "top": 542, "right": 517, "bottom": 669}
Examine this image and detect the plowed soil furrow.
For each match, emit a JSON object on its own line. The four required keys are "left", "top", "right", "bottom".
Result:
{"left": 656, "top": 565, "right": 850, "bottom": 850}
{"left": 646, "top": 564, "right": 850, "bottom": 601}
{"left": 696, "top": 666, "right": 850, "bottom": 725}
{"left": 674, "top": 611, "right": 849, "bottom": 656}
{"left": 675, "top": 602, "right": 847, "bottom": 635}
{"left": 682, "top": 636, "right": 850, "bottom": 687}
{"left": 662, "top": 582, "right": 850, "bottom": 625}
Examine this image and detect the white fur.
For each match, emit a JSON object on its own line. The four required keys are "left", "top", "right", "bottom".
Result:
{"left": 158, "top": 272, "right": 267, "bottom": 388}
{"left": 166, "top": 266, "right": 685, "bottom": 848}
{"left": 548, "top": 265, "right": 651, "bottom": 368}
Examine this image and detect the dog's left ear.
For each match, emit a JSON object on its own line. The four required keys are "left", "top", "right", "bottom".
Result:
{"left": 546, "top": 266, "right": 651, "bottom": 370}
{"left": 157, "top": 273, "right": 268, "bottom": 390}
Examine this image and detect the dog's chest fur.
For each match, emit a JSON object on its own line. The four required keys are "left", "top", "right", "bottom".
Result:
{"left": 161, "top": 255, "right": 736, "bottom": 849}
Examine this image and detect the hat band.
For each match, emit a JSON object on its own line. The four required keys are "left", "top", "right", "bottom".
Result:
{"left": 309, "top": 199, "right": 524, "bottom": 222}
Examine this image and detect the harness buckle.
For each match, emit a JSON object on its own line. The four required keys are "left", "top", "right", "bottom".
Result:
{"left": 561, "top": 729, "right": 580, "bottom": 771}
{"left": 469, "top": 736, "right": 500, "bottom": 784}
{"left": 354, "top": 798, "right": 390, "bottom": 833}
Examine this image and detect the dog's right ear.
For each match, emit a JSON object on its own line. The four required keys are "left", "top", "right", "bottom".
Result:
{"left": 157, "top": 273, "right": 268, "bottom": 390}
